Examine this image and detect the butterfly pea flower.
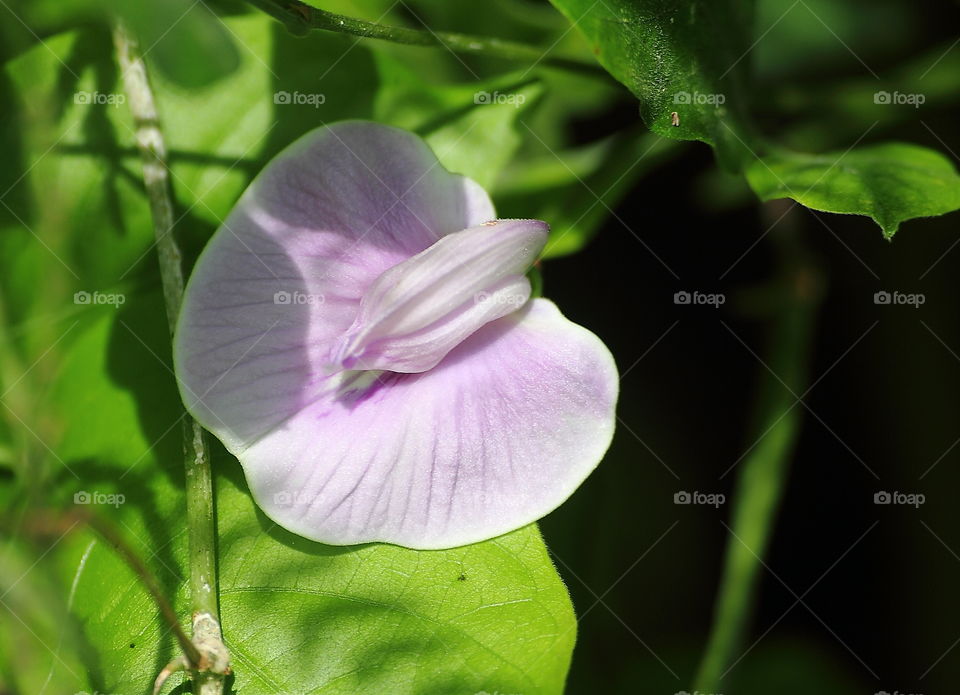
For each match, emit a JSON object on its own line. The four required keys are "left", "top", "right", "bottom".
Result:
{"left": 174, "top": 121, "right": 618, "bottom": 549}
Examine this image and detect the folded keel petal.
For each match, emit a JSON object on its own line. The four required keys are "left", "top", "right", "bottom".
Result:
{"left": 340, "top": 275, "right": 532, "bottom": 373}
{"left": 332, "top": 219, "right": 548, "bottom": 373}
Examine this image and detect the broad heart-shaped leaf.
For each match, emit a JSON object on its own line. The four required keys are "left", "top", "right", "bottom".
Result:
{"left": 216, "top": 469, "right": 574, "bottom": 694}
{"left": 745, "top": 143, "right": 960, "bottom": 238}
{"left": 2, "top": 12, "right": 580, "bottom": 695}
{"left": 547, "top": 0, "right": 755, "bottom": 169}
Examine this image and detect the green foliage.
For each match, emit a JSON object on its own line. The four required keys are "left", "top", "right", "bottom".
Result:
{"left": 548, "top": 0, "right": 960, "bottom": 236}
{"left": 498, "top": 130, "right": 679, "bottom": 257}
{"left": 0, "top": 10, "right": 587, "bottom": 693}
{"left": 746, "top": 143, "right": 960, "bottom": 238}
{"left": 548, "top": 0, "right": 755, "bottom": 168}
{"left": 113, "top": 0, "right": 241, "bottom": 87}
{"left": 215, "top": 478, "right": 574, "bottom": 695}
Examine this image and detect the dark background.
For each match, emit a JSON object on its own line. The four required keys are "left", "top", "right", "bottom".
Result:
{"left": 540, "top": 11, "right": 960, "bottom": 686}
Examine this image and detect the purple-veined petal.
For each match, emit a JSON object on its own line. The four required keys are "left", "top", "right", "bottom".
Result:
{"left": 241, "top": 299, "right": 618, "bottom": 549}
{"left": 175, "top": 120, "right": 619, "bottom": 550}
{"left": 330, "top": 219, "right": 547, "bottom": 373}
{"left": 174, "top": 122, "right": 494, "bottom": 451}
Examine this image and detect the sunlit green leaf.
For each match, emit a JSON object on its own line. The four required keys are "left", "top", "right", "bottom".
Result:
{"left": 745, "top": 142, "right": 960, "bottom": 237}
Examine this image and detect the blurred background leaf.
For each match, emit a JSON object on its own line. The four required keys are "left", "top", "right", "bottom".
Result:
{"left": 113, "top": 0, "right": 241, "bottom": 88}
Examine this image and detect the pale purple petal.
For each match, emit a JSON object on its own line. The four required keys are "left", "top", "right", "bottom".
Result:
{"left": 332, "top": 274, "right": 530, "bottom": 374}
{"left": 175, "top": 120, "right": 619, "bottom": 550}
{"left": 174, "top": 122, "right": 494, "bottom": 451}
{"left": 242, "top": 299, "right": 618, "bottom": 549}
{"left": 330, "top": 219, "right": 547, "bottom": 373}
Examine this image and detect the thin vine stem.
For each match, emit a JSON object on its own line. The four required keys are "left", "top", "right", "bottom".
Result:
{"left": 245, "top": 0, "right": 609, "bottom": 78}
{"left": 113, "top": 21, "right": 230, "bottom": 695}
{"left": 692, "top": 201, "right": 822, "bottom": 691}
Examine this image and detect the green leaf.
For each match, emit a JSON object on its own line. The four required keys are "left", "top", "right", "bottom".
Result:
{"left": 547, "top": 0, "right": 755, "bottom": 169}
{"left": 216, "top": 472, "right": 575, "bottom": 695}
{"left": 5, "top": 0, "right": 241, "bottom": 87}
{"left": 0, "top": 26, "right": 156, "bottom": 349}
{"left": 154, "top": 15, "right": 382, "bottom": 229}
{"left": 745, "top": 142, "right": 960, "bottom": 238}
{"left": 420, "top": 79, "right": 545, "bottom": 191}
{"left": 155, "top": 16, "right": 549, "bottom": 228}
